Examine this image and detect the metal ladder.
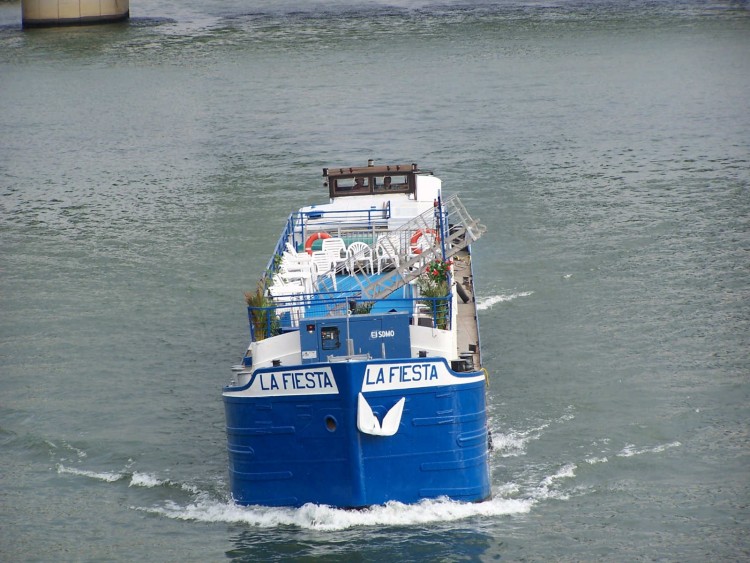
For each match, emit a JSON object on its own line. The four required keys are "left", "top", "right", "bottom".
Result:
{"left": 345, "top": 194, "right": 486, "bottom": 301}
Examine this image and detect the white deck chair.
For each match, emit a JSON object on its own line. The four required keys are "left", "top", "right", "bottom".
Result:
{"left": 321, "top": 237, "right": 348, "bottom": 271}
{"left": 269, "top": 276, "right": 305, "bottom": 297}
{"left": 346, "top": 241, "right": 374, "bottom": 274}
{"left": 311, "top": 251, "right": 337, "bottom": 290}
{"left": 279, "top": 252, "right": 315, "bottom": 292}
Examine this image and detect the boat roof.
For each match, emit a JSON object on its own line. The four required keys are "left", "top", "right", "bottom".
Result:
{"left": 323, "top": 163, "right": 420, "bottom": 178}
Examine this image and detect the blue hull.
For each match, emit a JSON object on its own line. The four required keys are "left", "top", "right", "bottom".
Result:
{"left": 223, "top": 358, "right": 491, "bottom": 507}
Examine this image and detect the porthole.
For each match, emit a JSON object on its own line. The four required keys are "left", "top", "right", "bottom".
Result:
{"left": 325, "top": 415, "right": 337, "bottom": 432}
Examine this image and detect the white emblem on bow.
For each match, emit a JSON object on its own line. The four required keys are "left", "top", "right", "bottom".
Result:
{"left": 357, "top": 393, "right": 405, "bottom": 436}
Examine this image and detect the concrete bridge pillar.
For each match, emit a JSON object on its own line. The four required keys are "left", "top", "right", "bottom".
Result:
{"left": 22, "top": 0, "right": 129, "bottom": 27}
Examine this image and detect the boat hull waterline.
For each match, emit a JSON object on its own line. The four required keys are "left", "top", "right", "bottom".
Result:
{"left": 224, "top": 358, "right": 490, "bottom": 507}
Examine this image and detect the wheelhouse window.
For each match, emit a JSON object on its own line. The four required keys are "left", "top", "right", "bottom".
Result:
{"left": 373, "top": 174, "right": 409, "bottom": 193}
{"left": 331, "top": 174, "right": 411, "bottom": 197}
{"left": 324, "top": 163, "right": 418, "bottom": 198}
{"left": 335, "top": 176, "right": 371, "bottom": 193}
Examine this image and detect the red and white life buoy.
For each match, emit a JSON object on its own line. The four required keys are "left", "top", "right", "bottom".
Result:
{"left": 410, "top": 229, "right": 439, "bottom": 254}
{"left": 305, "top": 232, "right": 332, "bottom": 254}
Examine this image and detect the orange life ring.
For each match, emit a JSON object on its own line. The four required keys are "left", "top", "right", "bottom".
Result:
{"left": 305, "top": 232, "right": 332, "bottom": 254}
{"left": 410, "top": 229, "right": 439, "bottom": 254}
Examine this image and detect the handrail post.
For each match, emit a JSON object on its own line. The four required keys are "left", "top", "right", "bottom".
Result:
{"left": 437, "top": 195, "right": 448, "bottom": 261}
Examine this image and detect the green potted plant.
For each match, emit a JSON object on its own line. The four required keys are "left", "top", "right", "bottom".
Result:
{"left": 244, "top": 279, "right": 278, "bottom": 340}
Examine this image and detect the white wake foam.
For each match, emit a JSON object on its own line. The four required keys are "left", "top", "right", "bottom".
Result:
{"left": 129, "top": 471, "right": 201, "bottom": 494}
{"left": 491, "top": 409, "right": 574, "bottom": 458}
{"left": 56, "top": 465, "right": 200, "bottom": 494}
{"left": 616, "top": 441, "right": 681, "bottom": 458}
{"left": 57, "top": 464, "right": 125, "bottom": 483}
{"left": 129, "top": 471, "right": 164, "bottom": 488}
{"left": 528, "top": 463, "right": 577, "bottom": 502}
{"left": 54, "top": 416, "right": 597, "bottom": 531}
{"left": 476, "top": 292, "right": 533, "bottom": 311}
{"left": 490, "top": 423, "right": 548, "bottom": 457}
{"left": 47, "top": 440, "right": 88, "bottom": 459}
{"left": 58, "top": 461, "right": 589, "bottom": 531}
{"left": 137, "top": 495, "right": 533, "bottom": 530}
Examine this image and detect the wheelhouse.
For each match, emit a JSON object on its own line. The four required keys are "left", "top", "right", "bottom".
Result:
{"left": 324, "top": 162, "right": 418, "bottom": 199}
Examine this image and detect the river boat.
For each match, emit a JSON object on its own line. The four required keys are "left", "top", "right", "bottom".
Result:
{"left": 223, "top": 161, "right": 489, "bottom": 507}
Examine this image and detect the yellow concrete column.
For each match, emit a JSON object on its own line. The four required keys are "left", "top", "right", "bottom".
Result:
{"left": 22, "top": 0, "right": 130, "bottom": 27}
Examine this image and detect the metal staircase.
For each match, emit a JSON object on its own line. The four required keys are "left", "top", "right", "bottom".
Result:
{"left": 346, "top": 195, "right": 486, "bottom": 301}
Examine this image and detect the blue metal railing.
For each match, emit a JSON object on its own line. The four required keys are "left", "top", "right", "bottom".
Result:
{"left": 250, "top": 200, "right": 453, "bottom": 342}
{"left": 248, "top": 290, "right": 360, "bottom": 341}
{"left": 261, "top": 203, "right": 393, "bottom": 289}
{"left": 297, "top": 203, "right": 390, "bottom": 227}
{"left": 263, "top": 214, "right": 297, "bottom": 281}
{"left": 248, "top": 292, "right": 452, "bottom": 341}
